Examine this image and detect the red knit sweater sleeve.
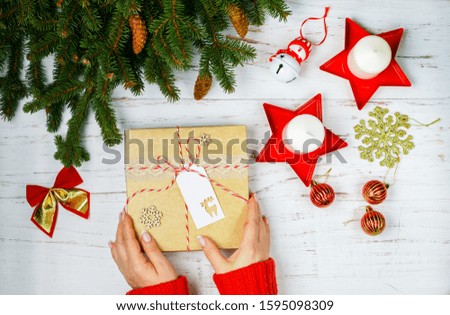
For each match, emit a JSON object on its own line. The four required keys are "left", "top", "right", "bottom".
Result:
{"left": 213, "top": 258, "right": 278, "bottom": 295}
{"left": 126, "top": 276, "right": 189, "bottom": 295}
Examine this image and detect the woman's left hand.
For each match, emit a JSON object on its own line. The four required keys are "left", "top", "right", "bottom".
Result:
{"left": 109, "top": 211, "right": 179, "bottom": 289}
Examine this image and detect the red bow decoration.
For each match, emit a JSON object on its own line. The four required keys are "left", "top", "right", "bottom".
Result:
{"left": 26, "top": 167, "right": 90, "bottom": 237}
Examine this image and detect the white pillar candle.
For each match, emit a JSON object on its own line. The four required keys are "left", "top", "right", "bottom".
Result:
{"left": 347, "top": 35, "right": 392, "bottom": 79}
{"left": 282, "top": 114, "right": 325, "bottom": 153}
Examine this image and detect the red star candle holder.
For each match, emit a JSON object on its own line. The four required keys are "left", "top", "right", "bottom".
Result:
{"left": 256, "top": 94, "right": 348, "bottom": 187}
{"left": 320, "top": 18, "right": 411, "bottom": 110}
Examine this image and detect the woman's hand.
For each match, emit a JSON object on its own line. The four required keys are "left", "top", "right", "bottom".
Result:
{"left": 109, "top": 212, "right": 178, "bottom": 289}
{"left": 197, "top": 194, "right": 270, "bottom": 274}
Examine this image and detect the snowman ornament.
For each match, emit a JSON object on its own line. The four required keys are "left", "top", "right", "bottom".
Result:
{"left": 269, "top": 7, "right": 330, "bottom": 83}
{"left": 270, "top": 38, "right": 312, "bottom": 83}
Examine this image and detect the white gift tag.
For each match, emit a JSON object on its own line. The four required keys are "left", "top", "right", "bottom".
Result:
{"left": 176, "top": 164, "right": 225, "bottom": 229}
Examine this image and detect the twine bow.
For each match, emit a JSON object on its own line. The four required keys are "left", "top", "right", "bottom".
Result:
{"left": 125, "top": 127, "right": 248, "bottom": 251}
{"left": 26, "top": 166, "right": 90, "bottom": 237}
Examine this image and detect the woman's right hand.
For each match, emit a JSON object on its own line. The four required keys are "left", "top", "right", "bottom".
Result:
{"left": 196, "top": 194, "right": 270, "bottom": 274}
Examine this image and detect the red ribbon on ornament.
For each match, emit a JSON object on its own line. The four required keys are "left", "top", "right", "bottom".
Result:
{"left": 125, "top": 127, "right": 249, "bottom": 252}
{"left": 299, "top": 6, "right": 330, "bottom": 46}
{"left": 26, "top": 167, "right": 90, "bottom": 237}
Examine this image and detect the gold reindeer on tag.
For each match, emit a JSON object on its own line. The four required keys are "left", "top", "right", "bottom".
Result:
{"left": 200, "top": 196, "right": 217, "bottom": 217}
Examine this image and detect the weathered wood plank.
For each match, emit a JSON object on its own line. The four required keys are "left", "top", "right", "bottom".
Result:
{"left": 0, "top": 0, "right": 449, "bottom": 294}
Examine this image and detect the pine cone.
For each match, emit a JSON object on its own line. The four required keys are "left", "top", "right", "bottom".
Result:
{"left": 227, "top": 4, "right": 248, "bottom": 38}
{"left": 193, "top": 74, "right": 213, "bottom": 100}
{"left": 129, "top": 14, "right": 148, "bottom": 55}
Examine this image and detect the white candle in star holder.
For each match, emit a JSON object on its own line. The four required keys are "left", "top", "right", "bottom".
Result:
{"left": 347, "top": 35, "right": 392, "bottom": 80}
{"left": 282, "top": 115, "right": 325, "bottom": 154}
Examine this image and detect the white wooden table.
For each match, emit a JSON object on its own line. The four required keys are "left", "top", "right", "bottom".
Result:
{"left": 1, "top": 0, "right": 449, "bottom": 294}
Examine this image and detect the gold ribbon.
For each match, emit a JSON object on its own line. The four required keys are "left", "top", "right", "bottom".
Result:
{"left": 32, "top": 189, "right": 89, "bottom": 235}
{"left": 26, "top": 167, "right": 90, "bottom": 237}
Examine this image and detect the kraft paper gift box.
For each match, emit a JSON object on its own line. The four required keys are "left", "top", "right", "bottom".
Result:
{"left": 124, "top": 126, "right": 249, "bottom": 252}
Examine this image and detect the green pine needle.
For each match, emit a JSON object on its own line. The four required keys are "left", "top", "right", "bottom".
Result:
{"left": 0, "top": 0, "right": 290, "bottom": 166}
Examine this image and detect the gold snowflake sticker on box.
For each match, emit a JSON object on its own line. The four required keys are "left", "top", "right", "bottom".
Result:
{"left": 139, "top": 205, "right": 163, "bottom": 229}
{"left": 354, "top": 106, "right": 415, "bottom": 168}
{"left": 199, "top": 133, "right": 211, "bottom": 146}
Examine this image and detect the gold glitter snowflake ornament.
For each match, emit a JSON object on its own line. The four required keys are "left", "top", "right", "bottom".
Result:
{"left": 139, "top": 205, "right": 163, "bottom": 229}
{"left": 354, "top": 106, "right": 415, "bottom": 168}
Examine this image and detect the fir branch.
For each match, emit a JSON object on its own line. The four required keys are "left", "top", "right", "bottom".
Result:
{"left": 54, "top": 84, "right": 93, "bottom": 167}
{"left": 0, "top": 4, "right": 20, "bottom": 20}
{"left": 46, "top": 101, "right": 66, "bottom": 132}
{"left": 260, "top": 0, "right": 291, "bottom": 21}
{"left": 220, "top": 37, "right": 256, "bottom": 66}
{"left": 28, "top": 0, "right": 57, "bottom": 31}
{"left": 246, "top": 0, "right": 266, "bottom": 26}
{"left": 198, "top": 45, "right": 212, "bottom": 78}
{"left": 112, "top": 17, "right": 125, "bottom": 51}
{"left": 144, "top": 46, "right": 180, "bottom": 101}
{"left": 40, "top": 80, "right": 85, "bottom": 105}
{"left": 93, "top": 54, "right": 122, "bottom": 143}
{"left": 196, "top": 0, "right": 255, "bottom": 93}
{"left": 27, "top": 33, "right": 59, "bottom": 61}
{"left": 57, "top": 1, "right": 79, "bottom": 38}
{"left": 26, "top": 59, "right": 46, "bottom": 93}
{"left": 92, "top": 90, "right": 122, "bottom": 146}
{"left": 149, "top": 17, "right": 186, "bottom": 68}
{"left": 18, "top": 0, "right": 32, "bottom": 24}
{"left": 22, "top": 80, "right": 84, "bottom": 114}
{"left": 0, "top": 36, "right": 27, "bottom": 120}
{"left": 170, "top": 0, "right": 187, "bottom": 59}
{"left": 66, "top": 61, "right": 82, "bottom": 81}
{"left": 0, "top": 0, "right": 290, "bottom": 166}
{"left": 54, "top": 135, "right": 90, "bottom": 167}
{"left": 80, "top": 3, "right": 101, "bottom": 31}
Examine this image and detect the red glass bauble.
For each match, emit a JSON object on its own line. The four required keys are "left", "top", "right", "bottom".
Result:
{"left": 361, "top": 206, "right": 386, "bottom": 236}
{"left": 362, "top": 180, "right": 388, "bottom": 205}
{"left": 310, "top": 181, "right": 335, "bottom": 208}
